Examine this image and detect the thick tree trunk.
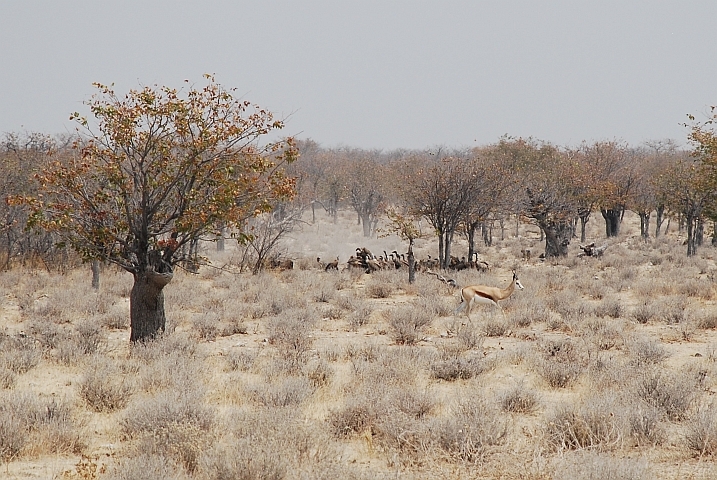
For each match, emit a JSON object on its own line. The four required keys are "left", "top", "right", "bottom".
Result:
{"left": 361, "top": 213, "right": 371, "bottom": 237}
{"left": 438, "top": 234, "right": 445, "bottom": 270}
{"left": 407, "top": 239, "right": 416, "bottom": 284}
{"left": 440, "top": 230, "right": 455, "bottom": 270}
{"left": 601, "top": 208, "right": 622, "bottom": 237}
{"left": 687, "top": 214, "right": 697, "bottom": 257}
{"left": 91, "top": 260, "right": 100, "bottom": 290}
{"left": 543, "top": 221, "right": 572, "bottom": 257}
{"left": 481, "top": 221, "right": 492, "bottom": 247}
{"left": 578, "top": 209, "right": 590, "bottom": 243}
{"left": 655, "top": 205, "right": 665, "bottom": 238}
{"left": 696, "top": 218, "right": 704, "bottom": 247}
{"left": 639, "top": 212, "right": 651, "bottom": 241}
{"left": 579, "top": 216, "right": 588, "bottom": 243}
{"left": 130, "top": 269, "right": 173, "bottom": 342}
{"left": 466, "top": 223, "right": 478, "bottom": 265}
{"left": 216, "top": 225, "right": 225, "bottom": 252}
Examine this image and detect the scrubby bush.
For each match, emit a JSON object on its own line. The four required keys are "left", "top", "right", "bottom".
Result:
{"left": 627, "top": 336, "right": 669, "bottom": 366}
{"left": 249, "top": 376, "right": 315, "bottom": 407}
{"left": 388, "top": 306, "right": 432, "bottom": 345}
{"left": 545, "top": 394, "right": 625, "bottom": 450}
{"left": 121, "top": 390, "right": 214, "bottom": 439}
{"left": 0, "top": 333, "right": 41, "bottom": 374}
{"left": 634, "top": 369, "right": 698, "bottom": 421}
{"left": 685, "top": 405, "right": 717, "bottom": 455}
{"left": 499, "top": 383, "right": 540, "bottom": 413}
{"left": 79, "top": 357, "right": 134, "bottom": 412}
{"left": 430, "top": 395, "right": 508, "bottom": 463}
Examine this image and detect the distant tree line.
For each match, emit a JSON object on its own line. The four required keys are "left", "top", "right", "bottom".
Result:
{"left": 4, "top": 111, "right": 717, "bottom": 276}
{"left": 289, "top": 131, "right": 717, "bottom": 263}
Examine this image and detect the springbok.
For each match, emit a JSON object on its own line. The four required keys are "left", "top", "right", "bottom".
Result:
{"left": 454, "top": 271, "right": 524, "bottom": 320}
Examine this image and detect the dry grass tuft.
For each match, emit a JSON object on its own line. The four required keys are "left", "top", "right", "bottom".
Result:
{"left": 544, "top": 393, "right": 625, "bottom": 451}
{"left": 499, "top": 382, "right": 540, "bottom": 413}
{"left": 685, "top": 404, "right": 717, "bottom": 455}
{"left": 387, "top": 306, "right": 433, "bottom": 345}
{"left": 79, "top": 356, "right": 134, "bottom": 412}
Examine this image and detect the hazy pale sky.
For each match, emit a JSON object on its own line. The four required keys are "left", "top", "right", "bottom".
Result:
{"left": 1, "top": 1, "right": 715, "bottom": 150}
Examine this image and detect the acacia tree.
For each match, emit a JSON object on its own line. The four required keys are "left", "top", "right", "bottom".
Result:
{"left": 20, "top": 77, "right": 296, "bottom": 342}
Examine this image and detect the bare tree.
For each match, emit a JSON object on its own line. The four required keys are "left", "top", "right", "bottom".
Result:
{"left": 347, "top": 156, "right": 386, "bottom": 238}
{"left": 402, "top": 155, "right": 476, "bottom": 269}
{"left": 580, "top": 141, "right": 636, "bottom": 237}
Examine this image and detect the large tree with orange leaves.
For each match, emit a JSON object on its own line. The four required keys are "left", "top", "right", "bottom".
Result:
{"left": 20, "top": 76, "right": 297, "bottom": 342}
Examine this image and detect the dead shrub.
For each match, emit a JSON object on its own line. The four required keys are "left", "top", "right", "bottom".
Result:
{"left": 304, "top": 359, "right": 333, "bottom": 388}
{"left": 534, "top": 339, "right": 586, "bottom": 388}
{"left": 75, "top": 320, "right": 104, "bottom": 355}
{"left": 129, "top": 333, "right": 200, "bottom": 363}
{"left": 581, "top": 317, "right": 623, "bottom": 351}
{"left": 346, "top": 302, "right": 373, "bottom": 330}
{"left": 627, "top": 336, "right": 669, "bottom": 366}
{"left": 121, "top": 390, "right": 214, "bottom": 440}
{"left": 388, "top": 306, "right": 432, "bottom": 345}
{"left": 219, "top": 407, "right": 335, "bottom": 475}
{"left": 455, "top": 322, "right": 485, "bottom": 351}
{"left": 27, "top": 319, "right": 64, "bottom": 350}
{"left": 685, "top": 404, "right": 717, "bottom": 455}
{"left": 627, "top": 404, "right": 665, "bottom": 446}
{"left": 483, "top": 317, "right": 509, "bottom": 337}
{"left": 544, "top": 393, "right": 625, "bottom": 450}
{"left": 430, "top": 395, "right": 508, "bottom": 463}
{"left": 79, "top": 357, "right": 134, "bottom": 412}
{"left": 365, "top": 280, "right": 394, "bottom": 299}
{"left": 431, "top": 354, "right": 487, "bottom": 382}
{"left": 537, "top": 359, "right": 583, "bottom": 388}
{"left": 697, "top": 313, "right": 717, "bottom": 330}
{"left": 199, "top": 442, "right": 286, "bottom": 480}
{"left": 632, "top": 302, "right": 657, "bottom": 324}
{"left": 0, "top": 392, "right": 83, "bottom": 461}
{"left": 679, "top": 278, "right": 713, "bottom": 299}
{"left": 594, "top": 297, "right": 623, "bottom": 319}
{"left": 391, "top": 387, "right": 437, "bottom": 419}
{"left": 412, "top": 296, "right": 454, "bottom": 318}
{"left": 135, "top": 421, "right": 209, "bottom": 474}
{"left": 655, "top": 296, "right": 686, "bottom": 324}
{"left": 499, "top": 382, "right": 540, "bottom": 413}
{"left": 0, "top": 333, "right": 41, "bottom": 374}
{"left": 225, "top": 349, "right": 258, "bottom": 372}
{"left": 510, "top": 300, "right": 550, "bottom": 327}
{"left": 329, "top": 395, "right": 386, "bottom": 438}
{"left": 0, "top": 409, "right": 27, "bottom": 464}
{"left": 192, "top": 313, "right": 220, "bottom": 341}
{"left": 249, "top": 376, "right": 315, "bottom": 407}
{"left": 634, "top": 369, "right": 698, "bottom": 421}
{"left": 0, "top": 368, "right": 15, "bottom": 389}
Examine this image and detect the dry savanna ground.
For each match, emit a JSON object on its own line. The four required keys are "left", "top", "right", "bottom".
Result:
{"left": 2, "top": 210, "right": 717, "bottom": 479}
